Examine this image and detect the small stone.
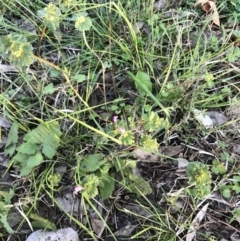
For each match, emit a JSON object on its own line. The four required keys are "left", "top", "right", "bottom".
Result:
{"left": 25, "top": 227, "right": 79, "bottom": 241}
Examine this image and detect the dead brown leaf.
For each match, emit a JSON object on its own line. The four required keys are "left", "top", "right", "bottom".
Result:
{"left": 160, "top": 145, "right": 184, "bottom": 157}
{"left": 91, "top": 218, "right": 105, "bottom": 236}
{"left": 195, "top": 0, "right": 220, "bottom": 27}
{"left": 132, "top": 145, "right": 183, "bottom": 163}
{"left": 132, "top": 148, "right": 160, "bottom": 163}
{"left": 234, "top": 40, "right": 240, "bottom": 48}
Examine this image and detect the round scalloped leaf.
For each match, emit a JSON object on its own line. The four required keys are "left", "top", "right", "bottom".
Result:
{"left": 74, "top": 12, "right": 92, "bottom": 31}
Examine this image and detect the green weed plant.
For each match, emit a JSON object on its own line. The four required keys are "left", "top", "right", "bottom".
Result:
{"left": 5, "top": 121, "right": 62, "bottom": 176}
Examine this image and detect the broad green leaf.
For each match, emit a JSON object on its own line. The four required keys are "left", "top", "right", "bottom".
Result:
{"left": 127, "top": 71, "right": 169, "bottom": 117}
{"left": 135, "top": 71, "right": 152, "bottom": 93}
{"left": 80, "top": 154, "right": 104, "bottom": 172}
{"left": 99, "top": 177, "right": 115, "bottom": 199}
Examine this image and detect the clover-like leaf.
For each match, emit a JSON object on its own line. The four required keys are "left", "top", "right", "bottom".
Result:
{"left": 74, "top": 12, "right": 92, "bottom": 31}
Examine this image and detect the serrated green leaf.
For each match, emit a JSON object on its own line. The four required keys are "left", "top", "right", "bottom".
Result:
{"left": 42, "top": 143, "right": 57, "bottom": 158}
{"left": 5, "top": 144, "right": 16, "bottom": 157}
{"left": 20, "top": 152, "right": 43, "bottom": 176}
{"left": 232, "top": 184, "right": 240, "bottom": 194}
{"left": 143, "top": 111, "right": 164, "bottom": 132}
{"left": 0, "top": 202, "right": 7, "bottom": 215}
{"left": 43, "top": 83, "right": 55, "bottom": 95}
{"left": 140, "top": 135, "right": 158, "bottom": 152}
{"left": 233, "top": 175, "right": 240, "bottom": 182}
{"left": 4, "top": 189, "right": 14, "bottom": 205}
{"left": 186, "top": 162, "right": 211, "bottom": 185}
{"left": 24, "top": 122, "right": 61, "bottom": 147}
{"left": 191, "top": 185, "right": 211, "bottom": 198}
{"left": 60, "top": 0, "right": 78, "bottom": 12}
{"left": 80, "top": 154, "right": 104, "bottom": 172}
{"left": 16, "top": 142, "right": 38, "bottom": 155}
{"left": 14, "top": 152, "right": 29, "bottom": 164}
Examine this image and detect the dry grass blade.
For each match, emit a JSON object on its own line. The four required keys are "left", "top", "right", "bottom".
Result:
{"left": 186, "top": 203, "right": 209, "bottom": 241}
